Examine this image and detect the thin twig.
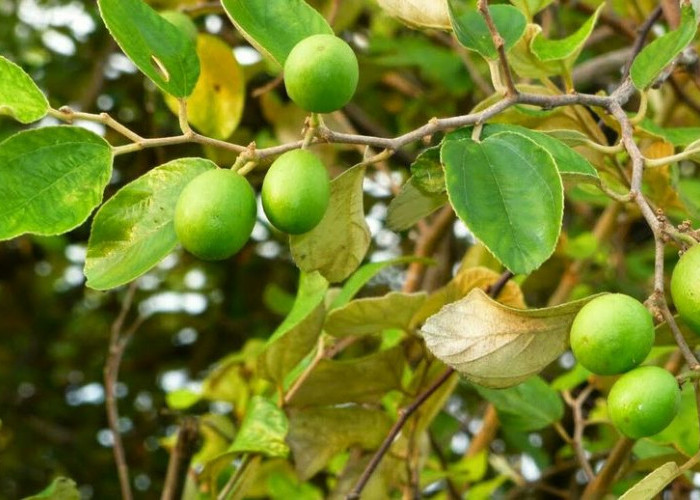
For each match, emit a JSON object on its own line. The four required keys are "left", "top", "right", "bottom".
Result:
{"left": 621, "top": 5, "right": 663, "bottom": 80}
{"left": 477, "top": 0, "right": 518, "bottom": 97}
{"left": 562, "top": 386, "right": 596, "bottom": 482}
{"left": 161, "top": 417, "right": 199, "bottom": 500}
{"left": 660, "top": 306, "right": 700, "bottom": 370}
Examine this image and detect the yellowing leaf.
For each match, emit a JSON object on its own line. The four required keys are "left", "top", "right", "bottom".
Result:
{"left": 376, "top": 0, "right": 451, "bottom": 29}
{"left": 421, "top": 289, "right": 598, "bottom": 388}
{"left": 166, "top": 34, "right": 245, "bottom": 139}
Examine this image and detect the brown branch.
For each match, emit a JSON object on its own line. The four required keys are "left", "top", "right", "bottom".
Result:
{"left": 465, "top": 404, "right": 499, "bottom": 458}
{"left": 477, "top": 0, "right": 518, "bottom": 97}
{"left": 161, "top": 417, "right": 199, "bottom": 500}
{"left": 562, "top": 386, "right": 596, "bottom": 482}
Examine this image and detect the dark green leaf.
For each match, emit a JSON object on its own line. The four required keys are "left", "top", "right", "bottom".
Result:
{"left": 229, "top": 396, "right": 289, "bottom": 457}
{"left": 631, "top": 4, "right": 698, "bottom": 89}
{"left": 387, "top": 177, "right": 448, "bottom": 231}
{"left": 98, "top": 0, "right": 200, "bottom": 97}
{"left": 221, "top": 0, "right": 333, "bottom": 66}
{"left": 0, "top": 126, "right": 112, "bottom": 240}
{"left": 0, "top": 56, "right": 48, "bottom": 124}
{"left": 449, "top": 3, "right": 527, "bottom": 59}
{"left": 85, "top": 158, "right": 215, "bottom": 290}
{"left": 441, "top": 132, "right": 563, "bottom": 274}
{"left": 411, "top": 147, "right": 446, "bottom": 194}
{"left": 474, "top": 376, "right": 563, "bottom": 430}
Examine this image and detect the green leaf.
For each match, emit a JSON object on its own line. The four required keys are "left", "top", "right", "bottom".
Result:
{"left": 84, "top": 158, "right": 215, "bottom": 290}
{"left": 97, "top": 0, "right": 200, "bottom": 97}
{"left": 259, "top": 272, "right": 329, "bottom": 384}
{"left": 541, "top": 128, "right": 593, "bottom": 147}
{"left": 287, "top": 406, "right": 393, "bottom": 480}
{"left": 23, "top": 477, "right": 80, "bottom": 500}
{"left": 421, "top": 289, "right": 599, "bottom": 388}
{"left": 387, "top": 177, "right": 448, "bottom": 231}
{"left": 410, "top": 147, "right": 445, "bottom": 194}
{"left": 0, "top": 56, "right": 48, "bottom": 124}
{"left": 449, "top": 3, "right": 527, "bottom": 59}
{"left": 375, "top": 0, "right": 451, "bottom": 30}
{"left": 474, "top": 376, "right": 563, "bottom": 431}
{"left": 164, "top": 34, "right": 245, "bottom": 139}
{"left": 229, "top": 396, "right": 289, "bottom": 458}
{"left": 619, "top": 462, "right": 681, "bottom": 500}
{"left": 0, "top": 126, "right": 112, "bottom": 240}
{"left": 324, "top": 292, "right": 427, "bottom": 337}
{"left": 166, "top": 388, "right": 201, "bottom": 410}
{"left": 531, "top": 5, "right": 602, "bottom": 62}
{"left": 510, "top": 0, "right": 553, "bottom": 19}
{"left": 221, "top": 0, "right": 333, "bottom": 66}
{"left": 286, "top": 346, "right": 405, "bottom": 407}
{"left": 290, "top": 165, "right": 370, "bottom": 283}
{"left": 441, "top": 132, "right": 563, "bottom": 274}
{"left": 636, "top": 118, "right": 700, "bottom": 147}
{"left": 631, "top": 4, "right": 698, "bottom": 89}
{"left": 330, "top": 256, "right": 434, "bottom": 309}
{"left": 482, "top": 124, "right": 598, "bottom": 182}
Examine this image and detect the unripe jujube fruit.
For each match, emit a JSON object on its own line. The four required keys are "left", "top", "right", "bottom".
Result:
{"left": 670, "top": 244, "right": 700, "bottom": 334}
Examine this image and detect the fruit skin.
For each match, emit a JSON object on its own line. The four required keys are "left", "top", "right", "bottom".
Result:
{"left": 174, "top": 169, "right": 257, "bottom": 260}
{"left": 671, "top": 244, "right": 700, "bottom": 334}
{"left": 570, "top": 293, "right": 654, "bottom": 375}
{"left": 284, "top": 34, "right": 359, "bottom": 113}
{"left": 607, "top": 366, "right": 680, "bottom": 438}
{"left": 261, "top": 149, "right": 330, "bottom": 234}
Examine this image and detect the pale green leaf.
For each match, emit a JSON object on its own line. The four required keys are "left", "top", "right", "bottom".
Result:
{"left": 631, "top": 4, "right": 698, "bottom": 90}
{"left": 441, "top": 132, "right": 563, "bottom": 274}
{"left": 0, "top": 56, "right": 48, "bottom": 123}
{"left": 636, "top": 118, "right": 700, "bottom": 147}
{"left": 85, "top": 157, "right": 215, "bottom": 290}
{"left": 164, "top": 34, "right": 244, "bottom": 139}
{"left": 510, "top": 0, "right": 553, "bottom": 19}
{"left": 387, "top": 177, "right": 448, "bottom": 231}
{"left": 221, "top": 0, "right": 333, "bottom": 66}
{"left": 376, "top": 0, "right": 451, "bottom": 29}
{"left": 23, "top": 477, "right": 79, "bottom": 500}
{"left": 287, "top": 406, "right": 393, "bottom": 480}
{"left": 229, "top": 396, "right": 289, "bottom": 458}
{"left": 291, "top": 165, "right": 370, "bottom": 283}
{"left": 619, "top": 462, "right": 681, "bottom": 500}
{"left": 166, "top": 388, "right": 201, "bottom": 410}
{"left": 449, "top": 3, "right": 527, "bottom": 59}
{"left": 0, "top": 126, "right": 112, "bottom": 240}
{"left": 474, "top": 376, "right": 563, "bottom": 430}
{"left": 422, "top": 289, "right": 599, "bottom": 387}
{"left": 98, "top": 0, "right": 200, "bottom": 97}
{"left": 325, "top": 292, "right": 427, "bottom": 337}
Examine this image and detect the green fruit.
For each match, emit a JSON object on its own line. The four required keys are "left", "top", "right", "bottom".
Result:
{"left": 608, "top": 366, "right": 680, "bottom": 438}
{"left": 284, "top": 34, "right": 359, "bottom": 113}
{"left": 670, "top": 244, "right": 700, "bottom": 334}
{"left": 261, "top": 149, "right": 330, "bottom": 234}
{"left": 174, "top": 169, "right": 257, "bottom": 260}
{"left": 570, "top": 293, "right": 654, "bottom": 375}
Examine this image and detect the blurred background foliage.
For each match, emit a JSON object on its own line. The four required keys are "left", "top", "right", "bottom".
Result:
{"left": 0, "top": 0, "right": 691, "bottom": 498}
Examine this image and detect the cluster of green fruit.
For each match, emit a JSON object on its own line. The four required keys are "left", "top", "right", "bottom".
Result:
{"left": 172, "top": 34, "right": 359, "bottom": 260}
{"left": 570, "top": 245, "right": 700, "bottom": 439}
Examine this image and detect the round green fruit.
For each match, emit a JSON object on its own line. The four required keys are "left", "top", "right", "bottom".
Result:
{"left": 607, "top": 365, "right": 680, "bottom": 438}
{"left": 284, "top": 34, "right": 359, "bottom": 113}
{"left": 174, "top": 169, "right": 257, "bottom": 260}
{"left": 671, "top": 244, "right": 700, "bottom": 334}
{"left": 261, "top": 149, "right": 330, "bottom": 234}
{"left": 570, "top": 293, "right": 654, "bottom": 375}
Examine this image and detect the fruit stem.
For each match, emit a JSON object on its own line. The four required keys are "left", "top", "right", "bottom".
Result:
{"left": 302, "top": 113, "right": 321, "bottom": 149}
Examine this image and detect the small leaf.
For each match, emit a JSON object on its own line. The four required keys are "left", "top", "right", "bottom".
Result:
{"left": 259, "top": 272, "right": 329, "bottom": 384}
{"left": 531, "top": 5, "right": 602, "bottom": 63}
{"left": 85, "top": 157, "right": 215, "bottom": 290}
{"left": 387, "top": 177, "right": 448, "bottom": 231}
{"left": 421, "top": 289, "right": 598, "bottom": 388}
{"left": 474, "top": 376, "right": 563, "bottom": 430}
{"left": 287, "top": 406, "right": 393, "bottom": 480}
{"left": 541, "top": 128, "right": 592, "bottom": 147}
{"left": 376, "top": 0, "right": 451, "bottom": 29}
{"left": 636, "top": 118, "right": 700, "bottom": 147}
{"left": 619, "top": 462, "right": 681, "bottom": 500}
{"left": 0, "top": 126, "right": 112, "bottom": 240}
{"left": 229, "top": 396, "right": 289, "bottom": 458}
{"left": 330, "top": 256, "right": 434, "bottom": 309}
{"left": 449, "top": 3, "right": 527, "bottom": 59}
{"left": 164, "top": 34, "right": 245, "bottom": 139}
{"left": 221, "top": 0, "right": 333, "bottom": 66}
{"left": 291, "top": 165, "right": 370, "bottom": 283}
{"left": 286, "top": 346, "right": 405, "bottom": 407}
{"left": 166, "top": 388, "right": 201, "bottom": 410}
{"left": 441, "top": 132, "right": 563, "bottom": 274}
{"left": 0, "top": 56, "right": 48, "bottom": 124}
{"left": 23, "top": 477, "right": 79, "bottom": 500}
{"left": 98, "top": 0, "right": 200, "bottom": 97}
{"left": 410, "top": 147, "right": 446, "bottom": 194}
{"left": 325, "top": 292, "right": 427, "bottom": 337}
{"left": 631, "top": 4, "right": 698, "bottom": 90}
{"left": 510, "top": 0, "right": 554, "bottom": 19}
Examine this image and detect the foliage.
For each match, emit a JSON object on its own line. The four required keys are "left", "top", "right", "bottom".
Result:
{"left": 1, "top": 0, "right": 700, "bottom": 499}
